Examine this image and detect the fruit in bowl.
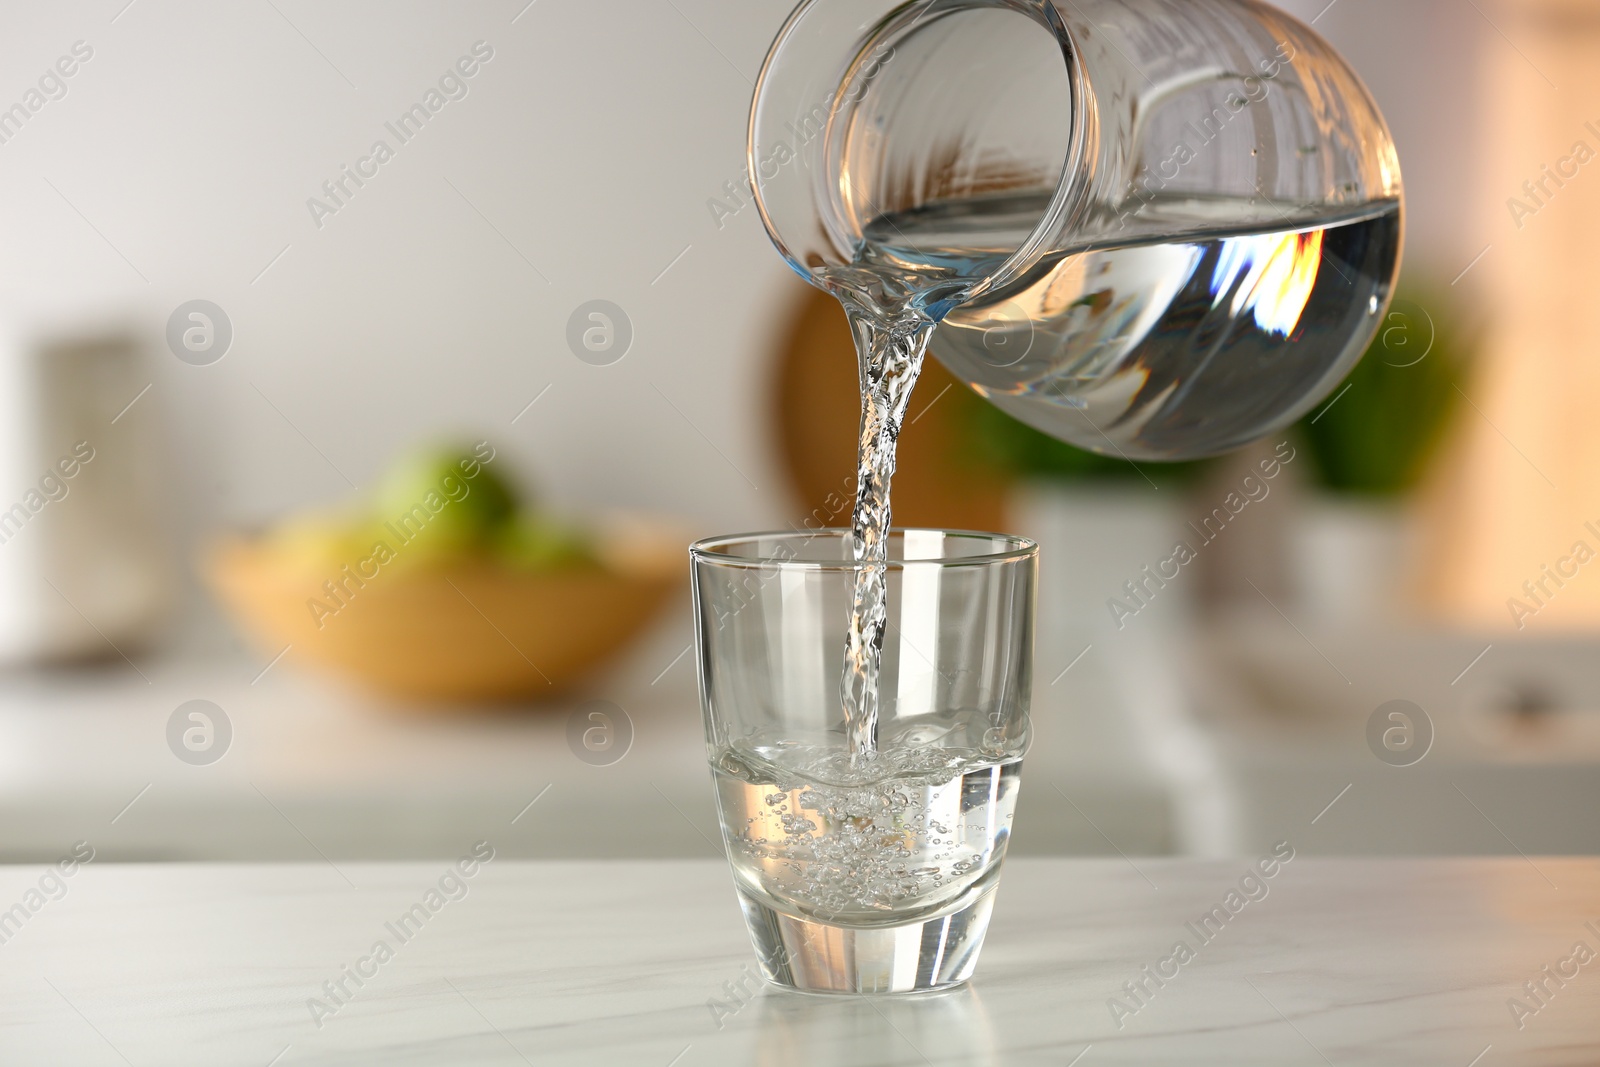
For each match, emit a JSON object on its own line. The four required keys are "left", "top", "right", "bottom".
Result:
{"left": 206, "top": 442, "right": 683, "bottom": 704}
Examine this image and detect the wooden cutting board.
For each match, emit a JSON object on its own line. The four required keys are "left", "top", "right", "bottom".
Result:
{"left": 769, "top": 287, "right": 1011, "bottom": 534}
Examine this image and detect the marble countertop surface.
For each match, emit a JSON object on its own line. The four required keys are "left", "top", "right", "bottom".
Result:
{"left": 1, "top": 857, "right": 1597, "bottom": 1065}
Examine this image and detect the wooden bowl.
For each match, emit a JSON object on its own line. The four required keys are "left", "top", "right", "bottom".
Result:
{"left": 205, "top": 521, "right": 683, "bottom": 704}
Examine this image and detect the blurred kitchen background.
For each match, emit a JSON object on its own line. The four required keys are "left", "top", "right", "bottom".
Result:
{"left": 2, "top": 0, "right": 1597, "bottom": 864}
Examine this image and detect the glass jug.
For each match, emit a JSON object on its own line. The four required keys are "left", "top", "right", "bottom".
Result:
{"left": 750, "top": 0, "right": 1403, "bottom": 460}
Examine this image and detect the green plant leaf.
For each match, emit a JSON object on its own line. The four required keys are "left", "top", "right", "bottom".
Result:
{"left": 1296, "top": 287, "right": 1470, "bottom": 496}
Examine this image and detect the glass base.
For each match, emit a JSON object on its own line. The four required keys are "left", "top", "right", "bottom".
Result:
{"left": 735, "top": 881, "right": 999, "bottom": 994}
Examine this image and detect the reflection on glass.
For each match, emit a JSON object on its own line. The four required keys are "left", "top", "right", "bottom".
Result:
{"left": 753, "top": 984, "right": 998, "bottom": 1067}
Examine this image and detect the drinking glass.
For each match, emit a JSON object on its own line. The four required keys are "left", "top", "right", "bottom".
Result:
{"left": 691, "top": 529, "right": 1037, "bottom": 994}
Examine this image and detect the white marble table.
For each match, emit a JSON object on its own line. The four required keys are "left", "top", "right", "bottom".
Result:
{"left": 2, "top": 858, "right": 1597, "bottom": 1065}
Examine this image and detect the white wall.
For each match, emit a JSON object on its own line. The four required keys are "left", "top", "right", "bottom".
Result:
{"left": 0, "top": 0, "right": 798, "bottom": 546}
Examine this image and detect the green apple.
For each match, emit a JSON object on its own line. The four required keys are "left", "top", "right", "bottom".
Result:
{"left": 373, "top": 444, "right": 517, "bottom": 559}
{"left": 494, "top": 514, "right": 595, "bottom": 571}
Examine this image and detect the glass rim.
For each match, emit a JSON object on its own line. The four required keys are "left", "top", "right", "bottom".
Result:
{"left": 689, "top": 528, "right": 1038, "bottom": 570}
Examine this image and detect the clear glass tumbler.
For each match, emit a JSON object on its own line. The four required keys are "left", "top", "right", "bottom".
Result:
{"left": 690, "top": 529, "right": 1037, "bottom": 994}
